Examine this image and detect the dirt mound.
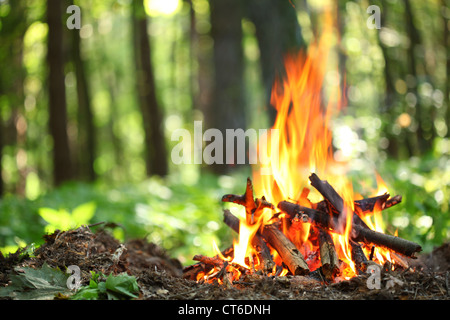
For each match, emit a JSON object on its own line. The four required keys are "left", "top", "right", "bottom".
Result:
{"left": 0, "top": 227, "right": 449, "bottom": 300}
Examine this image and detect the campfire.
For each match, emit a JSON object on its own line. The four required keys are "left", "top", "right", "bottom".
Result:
{"left": 183, "top": 17, "right": 422, "bottom": 286}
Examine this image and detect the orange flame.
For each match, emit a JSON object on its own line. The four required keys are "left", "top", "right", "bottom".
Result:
{"left": 205, "top": 10, "right": 398, "bottom": 283}
{"left": 252, "top": 11, "right": 358, "bottom": 275}
{"left": 253, "top": 11, "right": 349, "bottom": 204}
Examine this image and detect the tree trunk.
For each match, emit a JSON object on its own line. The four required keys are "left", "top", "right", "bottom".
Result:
{"left": 132, "top": 0, "right": 168, "bottom": 177}
{"left": 72, "top": 24, "right": 96, "bottom": 182}
{"left": 0, "top": 115, "right": 3, "bottom": 197}
{"left": 244, "top": 0, "right": 306, "bottom": 125}
{"left": 47, "top": 0, "right": 73, "bottom": 186}
{"left": 0, "top": 0, "right": 28, "bottom": 195}
{"left": 403, "top": 0, "right": 430, "bottom": 154}
{"left": 208, "top": 0, "right": 245, "bottom": 174}
{"left": 374, "top": 0, "right": 401, "bottom": 159}
{"left": 443, "top": 0, "right": 450, "bottom": 138}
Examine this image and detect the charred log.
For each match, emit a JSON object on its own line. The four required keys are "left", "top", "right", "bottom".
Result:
{"left": 318, "top": 229, "right": 340, "bottom": 280}
{"left": 278, "top": 200, "right": 422, "bottom": 258}
{"left": 223, "top": 209, "right": 275, "bottom": 273}
{"left": 261, "top": 224, "right": 310, "bottom": 275}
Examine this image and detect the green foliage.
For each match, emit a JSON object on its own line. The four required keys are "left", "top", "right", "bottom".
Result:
{"left": 0, "top": 172, "right": 246, "bottom": 264}
{"left": 375, "top": 151, "right": 450, "bottom": 253}
{"left": 70, "top": 271, "right": 139, "bottom": 300}
{"left": 38, "top": 201, "right": 96, "bottom": 233}
{"left": 0, "top": 262, "right": 71, "bottom": 300}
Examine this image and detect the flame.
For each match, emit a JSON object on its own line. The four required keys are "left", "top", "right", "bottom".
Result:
{"left": 203, "top": 10, "right": 399, "bottom": 284}
{"left": 232, "top": 217, "right": 261, "bottom": 268}
{"left": 358, "top": 173, "right": 394, "bottom": 265}
{"left": 252, "top": 11, "right": 357, "bottom": 275}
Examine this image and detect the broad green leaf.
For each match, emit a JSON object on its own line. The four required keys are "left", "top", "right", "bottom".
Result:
{"left": 71, "top": 201, "right": 97, "bottom": 226}
{"left": 38, "top": 207, "right": 72, "bottom": 231}
{"left": 0, "top": 263, "right": 72, "bottom": 300}
{"left": 105, "top": 273, "right": 139, "bottom": 299}
{"left": 70, "top": 287, "right": 99, "bottom": 300}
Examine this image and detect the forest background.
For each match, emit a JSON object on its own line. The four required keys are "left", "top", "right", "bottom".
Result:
{"left": 0, "top": 0, "right": 448, "bottom": 265}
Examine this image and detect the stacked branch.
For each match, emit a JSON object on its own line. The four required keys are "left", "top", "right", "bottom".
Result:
{"left": 318, "top": 229, "right": 340, "bottom": 280}
{"left": 278, "top": 173, "right": 422, "bottom": 258}
{"left": 223, "top": 209, "right": 275, "bottom": 273}
{"left": 222, "top": 178, "right": 309, "bottom": 276}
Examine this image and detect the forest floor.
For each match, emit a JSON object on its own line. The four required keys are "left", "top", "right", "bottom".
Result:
{"left": 0, "top": 226, "right": 449, "bottom": 300}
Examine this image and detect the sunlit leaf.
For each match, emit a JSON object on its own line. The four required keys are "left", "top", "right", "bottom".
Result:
{"left": 71, "top": 201, "right": 97, "bottom": 226}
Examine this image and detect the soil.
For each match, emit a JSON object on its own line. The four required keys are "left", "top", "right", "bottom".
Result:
{"left": 0, "top": 225, "right": 449, "bottom": 300}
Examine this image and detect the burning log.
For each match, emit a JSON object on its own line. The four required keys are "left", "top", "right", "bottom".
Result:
{"left": 354, "top": 194, "right": 402, "bottom": 215}
{"left": 278, "top": 200, "right": 422, "bottom": 258}
{"left": 350, "top": 240, "right": 368, "bottom": 274}
{"left": 309, "top": 173, "right": 370, "bottom": 230}
{"left": 261, "top": 224, "right": 310, "bottom": 275}
{"left": 384, "top": 195, "right": 402, "bottom": 209}
{"left": 193, "top": 254, "right": 225, "bottom": 268}
{"left": 278, "top": 201, "right": 340, "bottom": 232}
{"left": 222, "top": 177, "right": 274, "bottom": 224}
{"left": 222, "top": 209, "right": 275, "bottom": 273}
{"left": 183, "top": 246, "right": 234, "bottom": 280}
{"left": 351, "top": 224, "right": 421, "bottom": 258}
{"left": 318, "top": 229, "right": 339, "bottom": 280}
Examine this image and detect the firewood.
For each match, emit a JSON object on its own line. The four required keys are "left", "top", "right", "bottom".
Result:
{"left": 354, "top": 194, "right": 402, "bottom": 215}
{"left": 278, "top": 201, "right": 341, "bottom": 232}
{"left": 222, "top": 209, "right": 275, "bottom": 273}
{"left": 261, "top": 224, "right": 310, "bottom": 275}
{"left": 193, "top": 254, "right": 225, "bottom": 268}
{"left": 351, "top": 224, "right": 422, "bottom": 258}
{"left": 308, "top": 173, "right": 370, "bottom": 230}
{"left": 278, "top": 200, "right": 422, "bottom": 258}
{"left": 222, "top": 177, "right": 274, "bottom": 224}
{"left": 384, "top": 195, "right": 402, "bottom": 209}
{"left": 350, "top": 240, "right": 368, "bottom": 274}
{"left": 183, "top": 262, "right": 204, "bottom": 280}
{"left": 222, "top": 178, "right": 256, "bottom": 223}
{"left": 318, "top": 229, "right": 340, "bottom": 280}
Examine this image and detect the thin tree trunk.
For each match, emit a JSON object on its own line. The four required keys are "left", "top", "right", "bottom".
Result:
{"left": 0, "top": 115, "right": 3, "bottom": 197}
{"left": 208, "top": 0, "right": 245, "bottom": 174}
{"left": 244, "top": 0, "right": 306, "bottom": 125}
{"left": 47, "top": 0, "right": 73, "bottom": 186}
{"left": 443, "top": 0, "right": 450, "bottom": 137}
{"left": 72, "top": 25, "right": 96, "bottom": 181}
{"left": 132, "top": 0, "right": 168, "bottom": 177}
{"left": 375, "top": 0, "right": 400, "bottom": 158}
{"left": 403, "top": 0, "right": 429, "bottom": 154}
{"left": 185, "top": 0, "right": 200, "bottom": 120}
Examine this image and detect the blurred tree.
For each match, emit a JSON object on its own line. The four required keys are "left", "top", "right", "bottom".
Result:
{"left": 47, "top": 0, "right": 74, "bottom": 186}
{"left": 403, "top": 0, "right": 432, "bottom": 154}
{"left": 374, "top": 0, "right": 401, "bottom": 159}
{"left": 70, "top": 15, "right": 96, "bottom": 182}
{"left": 0, "top": 115, "right": 3, "bottom": 197}
{"left": 442, "top": 0, "right": 450, "bottom": 137}
{"left": 0, "top": 0, "right": 28, "bottom": 195}
{"left": 208, "top": 0, "right": 245, "bottom": 174}
{"left": 244, "top": 0, "right": 306, "bottom": 125}
{"left": 131, "top": 0, "right": 168, "bottom": 177}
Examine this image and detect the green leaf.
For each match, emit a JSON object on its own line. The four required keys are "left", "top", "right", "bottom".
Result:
{"left": 0, "top": 263, "right": 72, "bottom": 300}
{"left": 70, "top": 287, "right": 99, "bottom": 300}
{"left": 38, "top": 207, "right": 72, "bottom": 231}
{"left": 71, "top": 201, "right": 97, "bottom": 226}
{"left": 105, "top": 273, "right": 139, "bottom": 299}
